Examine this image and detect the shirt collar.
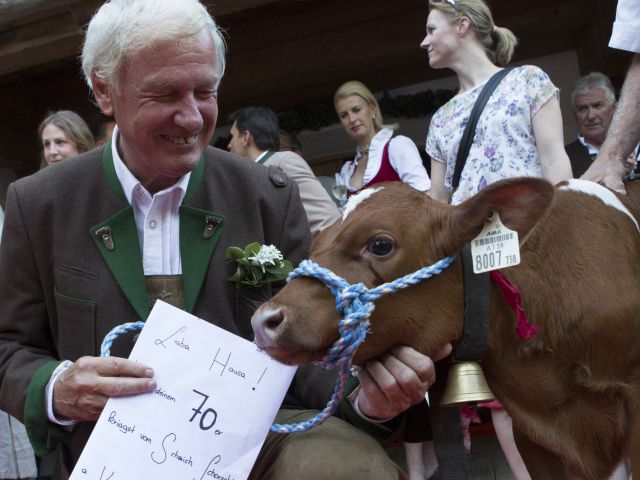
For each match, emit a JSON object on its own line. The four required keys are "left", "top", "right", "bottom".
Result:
{"left": 577, "top": 135, "right": 599, "bottom": 156}
{"left": 111, "top": 125, "right": 191, "bottom": 204}
{"left": 255, "top": 150, "right": 270, "bottom": 163}
{"left": 354, "top": 128, "right": 393, "bottom": 162}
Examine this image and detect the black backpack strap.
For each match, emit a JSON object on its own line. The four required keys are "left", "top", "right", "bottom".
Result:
{"left": 452, "top": 68, "right": 512, "bottom": 191}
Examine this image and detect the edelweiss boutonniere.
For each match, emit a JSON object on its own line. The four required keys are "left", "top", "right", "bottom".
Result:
{"left": 226, "top": 242, "right": 293, "bottom": 287}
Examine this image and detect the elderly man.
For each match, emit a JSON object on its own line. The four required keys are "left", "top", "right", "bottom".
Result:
{"left": 0, "top": 1, "right": 441, "bottom": 479}
{"left": 565, "top": 72, "right": 619, "bottom": 178}
{"left": 227, "top": 107, "right": 341, "bottom": 237}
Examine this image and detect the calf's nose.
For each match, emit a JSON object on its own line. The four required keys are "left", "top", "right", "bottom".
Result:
{"left": 251, "top": 308, "right": 285, "bottom": 349}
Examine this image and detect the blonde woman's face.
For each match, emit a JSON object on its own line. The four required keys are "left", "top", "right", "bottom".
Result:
{"left": 421, "top": 9, "right": 460, "bottom": 69}
{"left": 335, "top": 95, "right": 376, "bottom": 144}
{"left": 41, "top": 124, "right": 80, "bottom": 165}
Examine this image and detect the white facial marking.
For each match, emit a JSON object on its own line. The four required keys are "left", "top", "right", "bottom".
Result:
{"left": 559, "top": 179, "right": 639, "bottom": 232}
{"left": 342, "top": 187, "right": 383, "bottom": 221}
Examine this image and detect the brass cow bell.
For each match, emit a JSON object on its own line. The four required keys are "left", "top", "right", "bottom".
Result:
{"left": 440, "top": 361, "right": 496, "bottom": 406}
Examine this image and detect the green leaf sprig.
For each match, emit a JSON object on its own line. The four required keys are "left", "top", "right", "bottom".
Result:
{"left": 226, "top": 242, "right": 293, "bottom": 287}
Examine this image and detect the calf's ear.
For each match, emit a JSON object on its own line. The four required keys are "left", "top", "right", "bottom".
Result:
{"left": 448, "top": 177, "right": 555, "bottom": 251}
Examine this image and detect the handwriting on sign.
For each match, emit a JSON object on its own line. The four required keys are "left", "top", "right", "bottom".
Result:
{"left": 108, "top": 411, "right": 135, "bottom": 435}
{"left": 154, "top": 386, "right": 176, "bottom": 403}
{"left": 190, "top": 390, "right": 220, "bottom": 432}
{"left": 196, "top": 454, "right": 238, "bottom": 480}
{"left": 155, "top": 326, "right": 188, "bottom": 350}
{"left": 151, "top": 433, "right": 193, "bottom": 466}
{"left": 79, "top": 465, "right": 115, "bottom": 480}
{"left": 70, "top": 301, "right": 297, "bottom": 480}
{"left": 208, "top": 348, "right": 267, "bottom": 389}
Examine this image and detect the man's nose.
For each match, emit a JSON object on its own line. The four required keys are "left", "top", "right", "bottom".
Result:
{"left": 420, "top": 36, "right": 429, "bottom": 49}
{"left": 175, "top": 95, "right": 204, "bottom": 131}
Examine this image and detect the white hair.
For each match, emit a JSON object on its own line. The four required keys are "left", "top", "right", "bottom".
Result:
{"left": 571, "top": 72, "right": 616, "bottom": 108}
{"left": 81, "top": 0, "right": 226, "bottom": 91}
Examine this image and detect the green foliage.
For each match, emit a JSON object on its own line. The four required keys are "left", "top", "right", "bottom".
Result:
{"left": 226, "top": 242, "right": 293, "bottom": 287}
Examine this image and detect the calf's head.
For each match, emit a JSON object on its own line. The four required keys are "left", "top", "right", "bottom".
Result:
{"left": 252, "top": 178, "right": 555, "bottom": 366}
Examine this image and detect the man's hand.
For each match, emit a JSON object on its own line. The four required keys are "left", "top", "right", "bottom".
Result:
{"left": 582, "top": 153, "right": 629, "bottom": 195}
{"left": 355, "top": 344, "right": 452, "bottom": 420}
{"left": 53, "top": 356, "right": 156, "bottom": 422}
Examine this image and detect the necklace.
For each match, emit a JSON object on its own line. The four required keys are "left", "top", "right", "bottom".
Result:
{"left": 356, "top": 144, "right": 370, "bottom": 156}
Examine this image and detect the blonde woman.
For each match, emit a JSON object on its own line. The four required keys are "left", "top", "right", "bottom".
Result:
{"left": 423, "top": 0, "right": 572, "bottom": 206}
{"left": 334, "top": 81, "right": 431, "bottom": 196}
{"left": 420, "top": 0, "right": 574, "bottom": 479}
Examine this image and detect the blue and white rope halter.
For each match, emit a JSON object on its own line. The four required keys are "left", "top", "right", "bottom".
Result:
{"left": 99, "top": 254, "right": 456, "bottom": 434}
{"left": 270, "top": 255, "right": 456, "bottom": 433}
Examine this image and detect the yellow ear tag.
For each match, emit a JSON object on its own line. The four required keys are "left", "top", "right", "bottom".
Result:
{"left": 470, "top": 211, "right": 520, "bottom": 274}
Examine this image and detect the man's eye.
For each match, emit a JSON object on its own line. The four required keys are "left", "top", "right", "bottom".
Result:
{"left": 197, "top": 91, "right": 216, "bottom": 99}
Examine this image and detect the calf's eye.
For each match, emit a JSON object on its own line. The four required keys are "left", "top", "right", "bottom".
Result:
{"left": 368, "top": 238, "right": 394, "bottom": 256}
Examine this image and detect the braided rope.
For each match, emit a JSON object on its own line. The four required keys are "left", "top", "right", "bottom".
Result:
{"left": 97, "top": 257, "right": 456, "bottom": 435}
{"left": 101, "top": 321, "right": 145, "bottom": 357}
{"left": 271, "top": 255, "right": 455, "bottom": 433}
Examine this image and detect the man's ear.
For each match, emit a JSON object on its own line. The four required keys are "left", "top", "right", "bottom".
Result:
{"left": 241, "top": 130, "right": 253, "bottom": 148}
{"left": 92, "top": 71, "right": 114, "bottom": 117}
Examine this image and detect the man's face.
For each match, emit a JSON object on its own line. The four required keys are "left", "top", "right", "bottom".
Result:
{"left": 93, "top": 31, "right": 219, "bottom": 193}
{"left": 574, "top": 89, "right": 616, "bottom": 147}
{"left": 227, "top": 122, "right": 250, "bottom": 158}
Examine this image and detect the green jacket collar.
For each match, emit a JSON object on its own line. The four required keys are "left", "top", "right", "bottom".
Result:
{"left": 94, "top": 145, "right": 224, "bottom": 320}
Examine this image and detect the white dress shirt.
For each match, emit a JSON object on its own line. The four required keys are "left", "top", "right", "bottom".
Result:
{"left": 111, "top": 127, "right": 190, "bottom": 275}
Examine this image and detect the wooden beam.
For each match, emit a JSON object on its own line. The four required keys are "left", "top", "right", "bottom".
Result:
{"left": 205, "top": 0, "right": 289, "bottom": 17}
{"left": 0, "top": 12, "right": 84, "bottom": 76}
{"left": 0, "top": 0, "right": 91, "bottom": 28}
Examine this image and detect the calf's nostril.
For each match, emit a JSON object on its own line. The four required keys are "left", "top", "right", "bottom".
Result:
{"left": 264, "top": 310, "right": 284, "bottom": 331}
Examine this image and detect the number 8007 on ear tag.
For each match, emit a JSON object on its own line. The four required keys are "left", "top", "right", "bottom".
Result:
{"left": 470, "top": 211, "right": 520, "bottom": 274}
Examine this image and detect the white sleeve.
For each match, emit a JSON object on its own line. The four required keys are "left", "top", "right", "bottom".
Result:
{"left": 388, "top": 136, "right": 432, "bottom": 191}
{"left": 610, "top": 0, "right": 640, "bottom": 52}
{"left": 45, "top": 360, "right": 78, "bottom": 427}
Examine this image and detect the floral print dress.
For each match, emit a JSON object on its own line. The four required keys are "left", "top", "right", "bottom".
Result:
{"left": 426, "top": 65, "right": 558, "bottom": 205}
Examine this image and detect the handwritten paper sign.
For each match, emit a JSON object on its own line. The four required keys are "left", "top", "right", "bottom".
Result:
{"left": 70, "top": 301, "right": 297, "bottom": 480}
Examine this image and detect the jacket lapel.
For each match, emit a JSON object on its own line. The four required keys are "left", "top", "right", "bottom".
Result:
{"left": 180, "top": 157, "right": 225, "bottom": 313}
{"left": 91, "top": 143, "right": 148, "bottom": 321}
{"left": 91, "top": 208, "right": 149, "bottom": 321}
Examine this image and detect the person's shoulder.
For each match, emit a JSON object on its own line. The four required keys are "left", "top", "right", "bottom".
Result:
{"left": 428, "top": 104, "right": 448, "bottom": 130}
{"left": 14, "top": 148, "right": 102, "bottom": 192}
{"left": 202, "top": 146, "right": 294, "bottom": 191}
{"left": 204, "top": 146, "right": 268, "bottom": 176}
{"left": 390, "top": 134, "right": 416, "bottom": 146}
{"left": 389, "top": 134, "right": 419, "bottom": 152}
{"left": 268, "top": 151, "right": 314, "bottom": 174}
{"left": 270, "top": 150, "right": 307, "bottom": 165}
{"left": 511, "top": 65, "right": 551, "bottom": 82}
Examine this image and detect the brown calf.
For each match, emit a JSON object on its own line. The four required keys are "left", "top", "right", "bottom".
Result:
{"left": 252, "top": 178, "right": 640, "bottom": 480}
